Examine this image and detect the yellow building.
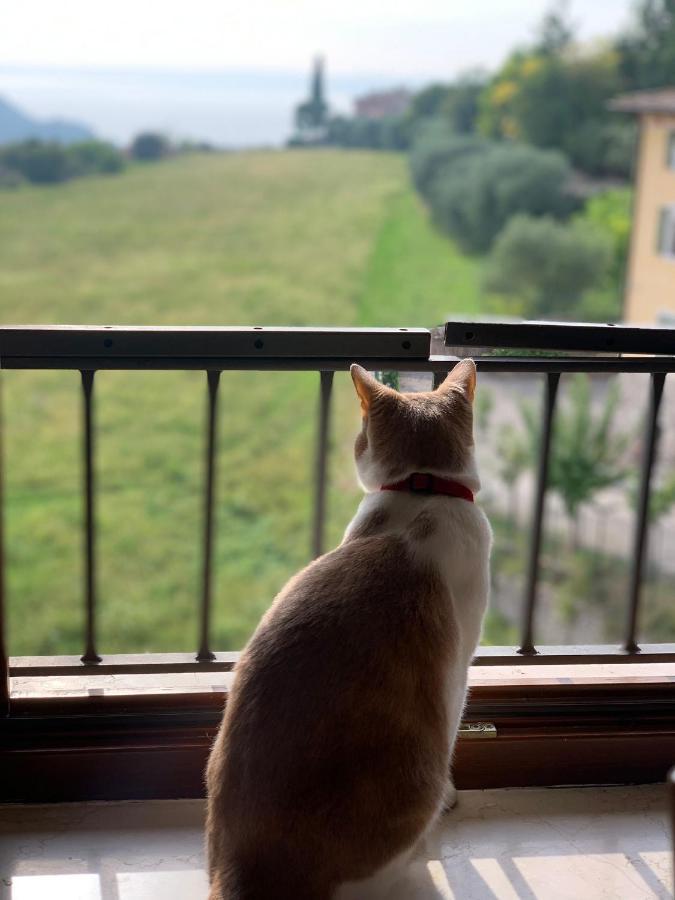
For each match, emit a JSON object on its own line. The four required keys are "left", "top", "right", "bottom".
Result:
{"left": 610, "top": 89, "right": 675, "bottom": 323}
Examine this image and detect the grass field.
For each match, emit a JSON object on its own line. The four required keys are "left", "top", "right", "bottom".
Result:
{"left": 0, "top": 149, "right": 486, "bottom": 655}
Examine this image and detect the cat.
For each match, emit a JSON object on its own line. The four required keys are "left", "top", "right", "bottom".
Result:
{"left": 205, "top": 359, "right": 491, "bottom": 900}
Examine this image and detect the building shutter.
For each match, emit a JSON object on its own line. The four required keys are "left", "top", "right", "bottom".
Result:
{"left": 657, "top": 208, "right": 667, "bottom": 254}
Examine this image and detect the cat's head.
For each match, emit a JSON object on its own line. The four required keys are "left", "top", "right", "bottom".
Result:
{"left": 349, "top": 360, "right": 476, "bottom": 492}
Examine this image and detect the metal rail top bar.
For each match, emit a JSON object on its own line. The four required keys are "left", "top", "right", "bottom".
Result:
{"left": 0, "top": 326, "right": 430, "bottom": 361}
{"left": 4, "top": 356, "right": 675, "bottom": 373}
{"left": 445, "top": 320, "right": 675, "bottom": 356}
{"left": 1, "top": 324, "right": 675, "bottom": 370}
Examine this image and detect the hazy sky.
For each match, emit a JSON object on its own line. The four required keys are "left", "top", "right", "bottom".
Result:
{"left": 1, "top": 0, "right": 638, "bottom": 145}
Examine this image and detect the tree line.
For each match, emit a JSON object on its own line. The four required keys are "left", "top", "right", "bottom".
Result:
{"left": 0, "top": 131, "right": 210, "bottom": 189}
{"left": 308, "top": 1, "right": 675, "bottom": 322}
{"left": 327, "top": 0, "right": 673, "bottom": 177}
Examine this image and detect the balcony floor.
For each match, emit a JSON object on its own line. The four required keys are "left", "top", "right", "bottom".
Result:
{"left": 0, "top": 785, "right": 672, "bottom": 899}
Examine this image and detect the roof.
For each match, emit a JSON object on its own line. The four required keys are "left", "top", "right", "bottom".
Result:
{"left": 609, "top": 88, "right": 675, "bottom": 115}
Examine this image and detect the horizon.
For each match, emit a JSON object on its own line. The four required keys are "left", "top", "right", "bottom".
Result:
{"left": 1, "top": 0, "right": 636, "bottom": 146}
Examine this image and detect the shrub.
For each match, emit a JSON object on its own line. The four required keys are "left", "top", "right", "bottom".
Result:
{"left": 324, "top": 116, "right": 409, "bottom": 150}
{"left": 0, "top": 139, "right": 126, "bottom": 187}
{"left": 67, "top": 140, "right": 125, "bottom": 175}
{"left": 429, "top": 141, "right": 573, "bottom": 253}
{"left": 564, "top": 119, "right": 637, "bottom": 179}
{"left": 485, "top": 214, "right": 612, "bottom": 317}
{"left": 0, "top": 163, "right": 25, "bottom": 189}
{"left": 576, "top": 188, "right": 632, "bottom": 281}
{"left": 0, "top": 140, "right": 72, "bottom": 184}
{"left": 130, "top": 132, "right": 170, "bottom": 161}
{"left": 409, "top": 128, "right": 488, "bottom": 198}
{"left": 375, "top": 371, "right": 400, "bottom": 390}
{"left": 572, "top": 187, "right": 632, "bottom": 321}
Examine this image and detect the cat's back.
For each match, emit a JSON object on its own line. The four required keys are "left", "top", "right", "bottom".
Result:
{"left": 206, "top": 532, "right": 454, "bottom": 896}
{"left": 224, "top": 533, "right": 449, "bottom": 733}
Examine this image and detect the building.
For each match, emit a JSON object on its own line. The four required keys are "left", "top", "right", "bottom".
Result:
{"left": 353, "top": 88, "right": 412, "bottom": 121}
{"left": 610, "top": 89, "right": 675, "bottom": 324}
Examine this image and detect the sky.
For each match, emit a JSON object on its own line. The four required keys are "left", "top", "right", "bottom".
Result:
{"left": 1, "top": 0, "right": 637, "bottom": 146}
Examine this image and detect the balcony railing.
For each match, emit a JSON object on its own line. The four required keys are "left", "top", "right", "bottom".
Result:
{"left": 1, "top": 321, "right": 675, "bottom": 800}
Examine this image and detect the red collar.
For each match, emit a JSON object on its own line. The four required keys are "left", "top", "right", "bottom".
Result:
{"left": 381, "top": 473, "right": 474, "bottom": 503}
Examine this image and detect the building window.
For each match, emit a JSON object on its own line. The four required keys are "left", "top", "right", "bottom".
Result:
{"left": 658, "top": 205, "right": 675, "bottom": 258}
{"left": 667, "top": 131, "right": 675, "bottom": 169}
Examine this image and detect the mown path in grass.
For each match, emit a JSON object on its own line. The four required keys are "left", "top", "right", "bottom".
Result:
{"left": 357, "top": 188, "right": 483, "bottom": 326}
{"left": 0, "top": 150, "right": 485, "bottom": 654}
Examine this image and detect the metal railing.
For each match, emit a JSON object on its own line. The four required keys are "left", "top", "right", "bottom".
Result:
{"left": 2, "top": 322, "right": 675, "bottom": 714}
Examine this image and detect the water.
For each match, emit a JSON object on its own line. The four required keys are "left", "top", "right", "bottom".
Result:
{"left": 0, "top": 65, "right": 401, "bottom": 148}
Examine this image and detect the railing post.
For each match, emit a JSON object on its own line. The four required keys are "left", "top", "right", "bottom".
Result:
{"left": 518, "top": 372, "right": 560, "bottom": 656}
{"left": 624, "top": 372, "right": 666, "bottom": 654}
{"left": 80, "top": 370, "right": 101, "bottom": 665}
{"left": 311, "top": 371, "right": 334, "bottom": 559}
{"left": 0, "top": 364, "right": 9, "bottom": 715}
{"left": 197, "top": 370, "right": 220, "bottom": 662}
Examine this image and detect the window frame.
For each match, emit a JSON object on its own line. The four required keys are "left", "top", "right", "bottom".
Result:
{"left": 2, "top": 669, "right": 675, "bottom": 801}
{"left": 2, "top": 323, "right": 675, "bottom": 802}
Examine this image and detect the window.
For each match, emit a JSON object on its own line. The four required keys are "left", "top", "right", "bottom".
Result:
{"left": 3, "top": 324, "right": 675, "bottom": 801}
{"left": 658, "top": 205, "right": 675, "bottom": 259}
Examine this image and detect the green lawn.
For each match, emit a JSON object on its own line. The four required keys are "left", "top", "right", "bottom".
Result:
{"left": 358, "top": 189, "right": 483, "bottom": 326}
{"left": 0, "top": 150, "right": 486, "bottom": 655}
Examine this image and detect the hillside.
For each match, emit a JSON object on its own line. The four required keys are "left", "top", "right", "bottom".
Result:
{"left": 0, "top": 150, "right": 483, "bottom": 655}
{"left": 0, "top": 95, "right": 93, "bottom": 145}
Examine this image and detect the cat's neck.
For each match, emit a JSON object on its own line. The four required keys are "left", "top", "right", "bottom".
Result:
{"left": 343, "top": 460, "right": 482, "bottom": 546}
{"left": 365, "top": 455, "right": 481, "bottom": 497}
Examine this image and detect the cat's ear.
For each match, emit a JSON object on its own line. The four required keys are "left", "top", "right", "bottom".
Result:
{"left": 350, "top": 364, "right": 387, "bottom": 415}
{"left": 436, "top": 358, "right": 476, "bottom": 403}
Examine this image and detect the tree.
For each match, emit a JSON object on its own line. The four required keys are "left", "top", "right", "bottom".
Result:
{"left": 477, "top": 17, "right": 633, "bottom": 177}
{"left": 0, "top": 140, "right": 72, "bottom": 183}
{"left": 535, "top": 0, "right": 575, "bottom": 56}
{"left": 130, "top": 132, "right": 169, "bottom": 161}
{"left": 523, "top": 376, "right": 630, "bottom": 548}
{"left": 438, "top": 74, "right": 486, "bottom": 134}
{"left": 294, "top": 57, "right": 329, "bottom": 141}
{"left": 66, "top": 141, "right": 125, "bottom": 175}
{"left": 617, "top": 0, "right": 675, "bottom": 89}
{"left": 429, "top": 141, "right": 573, "bottom": 253}
{"left": 485, "top": 214, "right": 612, "bottom": 318}
{"left": 407, "top": 84, "right": 451, "bottom": 122}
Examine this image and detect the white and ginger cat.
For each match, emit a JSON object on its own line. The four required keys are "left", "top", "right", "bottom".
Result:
{"left": 206, "top": 360, "right": 492, "bottom": 900}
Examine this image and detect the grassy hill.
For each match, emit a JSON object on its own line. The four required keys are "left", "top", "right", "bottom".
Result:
{"left": 0, "top": 150, "right": 483, "bottom": 655}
